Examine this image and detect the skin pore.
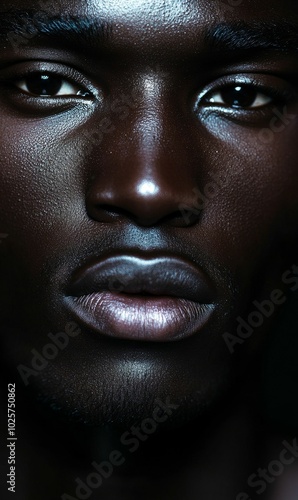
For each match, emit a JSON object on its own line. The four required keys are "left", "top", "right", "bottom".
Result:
{"left": 0, "top": 0, "right": 298, "bottom": 498}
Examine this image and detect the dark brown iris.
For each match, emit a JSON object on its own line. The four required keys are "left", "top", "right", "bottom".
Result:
{"left": 23, "top": 73, "right": 63, "bottom": 96}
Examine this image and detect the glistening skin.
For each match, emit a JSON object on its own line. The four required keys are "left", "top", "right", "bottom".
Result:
{"left": 0, "top": 0, "right": 298, "bottom": 499}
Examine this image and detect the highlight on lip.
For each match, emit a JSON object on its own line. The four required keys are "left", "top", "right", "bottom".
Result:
{"left": 68, "top": 291, "right": 214, "bottom": 342}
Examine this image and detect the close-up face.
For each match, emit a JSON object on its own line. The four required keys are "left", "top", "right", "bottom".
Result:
{"left": 0, "top": 0, "right": 298, "bottom": 428}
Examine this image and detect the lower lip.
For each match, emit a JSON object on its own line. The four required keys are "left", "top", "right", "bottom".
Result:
{"left": 65, "top": 292, "right": 214, "bottom": 342}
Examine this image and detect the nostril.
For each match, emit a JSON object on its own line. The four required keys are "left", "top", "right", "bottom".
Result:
{"left": 161, "top": 210, "right": 201, "bottom": 228}
{"left": 98, "top": 205, "right": 131, "bottom": 218}
{"left": 88, "top": 205, "right": 201, "bottom": 227}
{"left": 89, "top": 205, "right": 134, "bottom": 223}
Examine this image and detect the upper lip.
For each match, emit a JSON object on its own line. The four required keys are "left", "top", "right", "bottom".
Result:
{"left": 66, "top": 254, "right": 216, "bottom": 304}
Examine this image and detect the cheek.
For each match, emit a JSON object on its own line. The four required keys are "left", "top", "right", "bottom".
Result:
{"left": 1, "top": 109, "right": 297, "bottom": 286}
{"left": 0, "top": 118, "right": 89, "bottom": 268}
{"left": 199, "top": 115, "right": 298, "bottom": 268}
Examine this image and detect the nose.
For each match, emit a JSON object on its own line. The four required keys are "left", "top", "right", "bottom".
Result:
{"left": 85, "top": 81, "right": 201, "bottom": 227}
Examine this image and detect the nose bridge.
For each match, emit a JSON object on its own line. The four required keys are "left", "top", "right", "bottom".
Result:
{"left": 133, "top": 74, "right": 170, "bottom": 190}
{"left": 86, "top": 72, "right": 199, "bottom": 226}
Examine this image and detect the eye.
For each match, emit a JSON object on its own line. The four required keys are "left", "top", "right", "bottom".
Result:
{"left": 205, "top": 84, "right": 272, "bottom": 109}
{"left": 14, "top": 72, "right": 91, "bottom": 98}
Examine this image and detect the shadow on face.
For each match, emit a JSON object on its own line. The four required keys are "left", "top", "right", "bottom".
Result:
{"left": 0, "top": 0, "right": 298, "bottom": 428}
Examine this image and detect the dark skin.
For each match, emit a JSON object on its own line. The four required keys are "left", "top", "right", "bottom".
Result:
{"left": 0, "top": 0, "right": 298, "bottom": 498}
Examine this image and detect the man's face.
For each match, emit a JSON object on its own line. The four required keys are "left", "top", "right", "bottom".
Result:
{"left": 0, "top": 0, "right": 298, "bottom": 426}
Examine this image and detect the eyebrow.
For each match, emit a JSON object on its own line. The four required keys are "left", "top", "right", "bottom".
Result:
{"left": 0, "top": 10, "right": 112, "bottom": 48}
{"left": 0, "top": 11, "right": 297, "bottom": 56}
{"left": 205, "top": 20, "right": 298, "bottom": 53}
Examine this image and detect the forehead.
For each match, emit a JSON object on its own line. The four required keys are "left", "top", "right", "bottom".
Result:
{"left": 2, "top": 0, "right": 298, "bottom": 33}
{"left": 1, "top": 0, "right": 298, "bottom": 65}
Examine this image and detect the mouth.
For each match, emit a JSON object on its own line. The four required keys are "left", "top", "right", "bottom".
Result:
{"left": 65, "top": 254, "right": 216, "bottom": 342}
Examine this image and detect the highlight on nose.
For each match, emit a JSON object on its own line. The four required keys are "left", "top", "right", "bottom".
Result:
{"left": 137, "top": 180, "right": 160, "bottom": 196}
{"left": 86, "top": 177, "right": 202, "bottom": 227}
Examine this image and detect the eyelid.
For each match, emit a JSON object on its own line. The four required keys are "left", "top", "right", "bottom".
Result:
{"left": 196, "top": 73, "right": 296, "bottom": 109}
{"left": 15, "top": 76, "right": 85, "bottom": 97}
{"left": 0, "top": 61, "right": 101, "bottom": 100}
{"left": 206, "top": 88, "right": 272, "bottom": 108}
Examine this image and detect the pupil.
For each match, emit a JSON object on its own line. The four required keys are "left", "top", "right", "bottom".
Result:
{"left": 26, "top": 74, "right": 62, "bottom": 96}
{"left": 221, "top": 85, "right": 257, "bottom": 108}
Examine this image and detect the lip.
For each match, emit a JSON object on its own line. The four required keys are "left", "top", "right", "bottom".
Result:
{"left": 65, "top": 254, "right": 216, "bottom": 342}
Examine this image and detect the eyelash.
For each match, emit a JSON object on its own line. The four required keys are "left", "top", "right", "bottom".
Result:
{"left": 0, "top": 65, "right": 295, "bottom": 121}
{"left": 196, "top": 73, "right": 297, "bottom": 111}
{"left": 13, "top": 72, "right": 92, "bottom": 99}
{"left": 204, "top": 85, "right": 273, "bottom": 109}
{"left": 0, "top": 62, "right": 99, "bottom": 114}
{"left": 196, "top": 75, "right": 295, "bottom": 115}
{"left": 13, "top": 73, "right": 286, "bottom": 104}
